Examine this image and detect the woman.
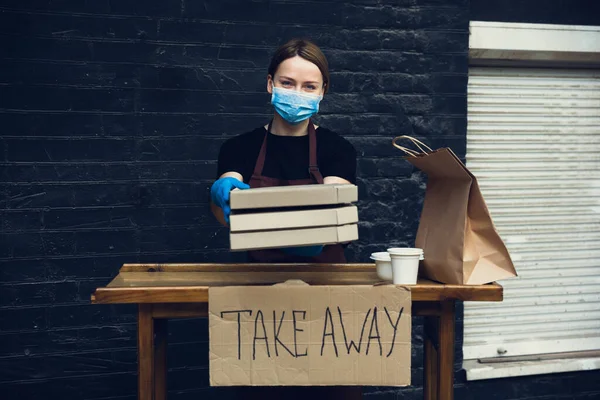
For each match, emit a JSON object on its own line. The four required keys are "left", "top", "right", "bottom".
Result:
{"left": 210, "top": 38, "right": 357, "bottom": 263}
{"left": 209, "top": 39, "right": 361, "bottom": 399}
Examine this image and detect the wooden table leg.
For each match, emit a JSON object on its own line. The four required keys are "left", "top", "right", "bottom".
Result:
{"left": 154, "top": 319, "right": 168, "bottom": 400}
{"left": 138, "top": 304, "right": 154, "bottom": 400}
{"left": 424, "top": 321, "right": 438, "bottom": 400}
{"left": 438, "top": 301, "right": 455, "bottom": 400}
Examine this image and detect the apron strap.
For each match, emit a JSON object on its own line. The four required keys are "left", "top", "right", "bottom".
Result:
{"left": 252, "top": 119, "right": 324, "bottom": 184}
{"left": 308, "top": 121, "right": 324, "bottom": 184}
{"left": 251, "top": 122, "right": 270, "bottom": 178}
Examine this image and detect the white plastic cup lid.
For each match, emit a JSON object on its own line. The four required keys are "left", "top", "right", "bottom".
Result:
{"left": 370, "top": 252, "right": 391, "bottom": 261}
{"left": 387, "top": 247, "right": 423, "bottom": 256}
{"left": 372, "top": 251, "right": 424, "bottom": 261}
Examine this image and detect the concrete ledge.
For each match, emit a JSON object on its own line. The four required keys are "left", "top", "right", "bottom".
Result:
{"left": 469, "top": 21, "right": 600, "bottom": 64}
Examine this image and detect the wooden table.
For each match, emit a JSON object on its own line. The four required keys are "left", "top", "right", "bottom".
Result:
{"left": 91, "top": 263, "right": 503, "bottom": 400}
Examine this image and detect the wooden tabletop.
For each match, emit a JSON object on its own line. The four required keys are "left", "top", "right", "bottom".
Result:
{"left": 91, "top": 263, "right": 503, "bottom": 304}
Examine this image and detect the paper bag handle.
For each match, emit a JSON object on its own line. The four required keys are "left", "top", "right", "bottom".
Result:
{"left": 392, "top": 135, "right": 433, "bottom": 156}
{"left": 393, "top": 144, "right": 420, "bottom": 157}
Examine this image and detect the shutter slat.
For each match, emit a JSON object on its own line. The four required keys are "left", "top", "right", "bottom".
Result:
{"left": 467, "top": 313, "right": 600, "bottom": 330}
{"left": 473, "top": 294, "right": 600, "bottom": 309}
{"left": 463, "top": 67, "right": 600, "bottom": 360}
{"left": 464, "top": 329, "right": 600, "bottom": 344}
{"left": 467, "top": 323, "right": 600, "bottom": 338}
{"left": 466, "top": 301, "right": 600, "bottom": 318}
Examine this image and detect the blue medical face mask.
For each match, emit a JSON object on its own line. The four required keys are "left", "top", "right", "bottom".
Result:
{"left": 271, "top": 86, "right": 323, "bottom": 125}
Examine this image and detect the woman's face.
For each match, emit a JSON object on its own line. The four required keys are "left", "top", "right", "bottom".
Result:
{"left": 268, "top": 56, "right": 325, "bottom": 96}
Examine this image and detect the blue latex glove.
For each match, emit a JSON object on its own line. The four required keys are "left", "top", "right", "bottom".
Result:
{"left": 210, "top": 177, "right": 250, "bottom": 223}
{"left": 281, "top": 245, "right": 324, "bottom": 257}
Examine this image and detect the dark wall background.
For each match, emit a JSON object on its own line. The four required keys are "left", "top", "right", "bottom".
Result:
{"left": 0, "top": 0, "right": 598, "bottom": 399}
{"left": 471, "top": 0, "right": 600, "bottom": 26}
{"left": 0, "top": 1, "right": 468, "bottom": 398}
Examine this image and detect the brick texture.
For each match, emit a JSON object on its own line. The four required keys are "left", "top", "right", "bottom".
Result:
{"left": 1, "top": 0, "right": 599, "bottom": 399}
{"left": 471, "top": 0, "right": 600, "bottom": 26}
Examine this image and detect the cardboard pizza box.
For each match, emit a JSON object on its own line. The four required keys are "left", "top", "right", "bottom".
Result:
{"left": 230, "top": 184, "right": 358, "bottom": 210}
{"left": 230, "top": 205, "right": 358, "bottom": 233}
{"left": 230, "top": 224, "right": 358, "bottom": 251}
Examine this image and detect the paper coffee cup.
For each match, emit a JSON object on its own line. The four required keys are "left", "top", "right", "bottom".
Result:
{"left": 370, "top": 252, "right": 393, "bottom": 280}
{"left": 371, "top": 251, "right": 424, "bottom": 281}
{"left": 387, "top": 248, "right": 423, "bottom": 285}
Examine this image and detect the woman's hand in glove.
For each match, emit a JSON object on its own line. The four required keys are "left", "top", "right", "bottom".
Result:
{"left": 210, "top": 177, "right": 250, "bottom": 223}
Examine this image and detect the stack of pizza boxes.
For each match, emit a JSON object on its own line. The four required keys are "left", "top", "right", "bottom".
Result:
{"left": 228, "top": 184, "right": 359, "bottom": 251}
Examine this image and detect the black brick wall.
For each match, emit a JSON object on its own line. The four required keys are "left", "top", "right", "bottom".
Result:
{"left": 471, "top": 0, "right": 600, "bottom": 26}
{"left": 1, "top": 1, "right": 599, "bottom": 399}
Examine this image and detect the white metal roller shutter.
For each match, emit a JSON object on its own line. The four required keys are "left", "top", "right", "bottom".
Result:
{"left": 464, "top": 67, "right": 600, "bottom": 360}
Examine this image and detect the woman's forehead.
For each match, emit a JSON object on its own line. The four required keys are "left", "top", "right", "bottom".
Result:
{"left": 274, "top": 56, "right": 322, "bottom": 82}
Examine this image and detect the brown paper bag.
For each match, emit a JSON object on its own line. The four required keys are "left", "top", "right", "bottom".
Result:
{"left": 392, "top": 136, "right": 517, "bottom": 285}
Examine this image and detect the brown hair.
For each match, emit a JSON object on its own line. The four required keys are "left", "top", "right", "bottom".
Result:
{"left": 268, "top": 38, "right": 330, "bottom": 93}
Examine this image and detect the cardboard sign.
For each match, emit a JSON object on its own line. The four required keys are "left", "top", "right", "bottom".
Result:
{"left": 209, "top": 282, "right": 411, "bottom": 387}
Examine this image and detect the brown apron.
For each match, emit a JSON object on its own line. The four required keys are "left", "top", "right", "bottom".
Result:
{"left": 246, "top": 119, "right": 347, "bottom": 264}
{"left": 236, "top": 122, "right": 359, "bottom": 398}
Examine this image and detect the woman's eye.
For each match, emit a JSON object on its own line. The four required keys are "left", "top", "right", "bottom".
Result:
{"left": 281, "top": 81, "right": 293, "bottom": 87}
{"left": 305, "top": 85, "right": 317, "bottom": 90}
